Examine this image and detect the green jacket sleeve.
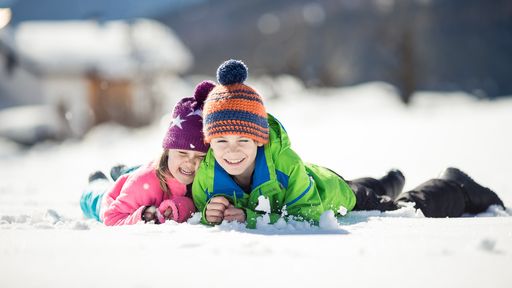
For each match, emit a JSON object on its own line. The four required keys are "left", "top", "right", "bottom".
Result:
{"left": 275, "top": 148, "right": 326, "bottom": 223}
{"left": 191, "top": 167, "right": 211, "bottom": 225}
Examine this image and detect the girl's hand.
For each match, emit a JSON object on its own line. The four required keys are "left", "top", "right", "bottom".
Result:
{"left": 205, "top": 196, "right": 230, "bottom": 224}
{"left": 142, "top": 206, "right": 159, "bottom": 223}
{"left": 223, "top": 204, "right": 246, "bottom": 223}
{"left": 163, "top": 207, "right": 173, "bottom": 219}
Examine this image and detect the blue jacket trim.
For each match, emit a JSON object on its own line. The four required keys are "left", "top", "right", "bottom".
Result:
{"left": 209, "top": 147, "right": 270, "bottom": 199}
{"left": 285, "top": 176, "right": 313, "bottom": 207}
{"left": 251, "top": 146, "right": 270, "bottom": 190}
{"left": 276, "top": 169, "right": 289, "bottom": 189}
{"left": 211, "top": 161, "right": 245, "bottom": 200}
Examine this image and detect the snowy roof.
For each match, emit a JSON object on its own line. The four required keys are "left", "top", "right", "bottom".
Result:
{"left": 2, "top": 18, "right": 192, "bottom": 76}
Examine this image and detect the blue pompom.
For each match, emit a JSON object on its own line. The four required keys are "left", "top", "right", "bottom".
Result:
{"left": 216, "top": 59, "right": 248, "bottom": 85}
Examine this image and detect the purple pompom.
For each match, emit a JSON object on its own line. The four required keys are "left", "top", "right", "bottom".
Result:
{"left": 193, "top": 80, "right": 216, "bottom": 103}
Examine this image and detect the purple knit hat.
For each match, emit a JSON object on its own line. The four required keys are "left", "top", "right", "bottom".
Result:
{"left": 162, "top": 80, "right": 215, "bottom": 153}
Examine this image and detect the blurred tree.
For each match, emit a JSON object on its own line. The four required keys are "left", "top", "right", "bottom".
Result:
{"left": 157, "top": 0, "right": 512, "bottom": 101}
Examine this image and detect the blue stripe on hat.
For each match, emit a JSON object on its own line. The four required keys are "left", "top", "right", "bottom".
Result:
{"left": 207, "top": 122, "right": 269, "bottom": 135}
{"left": 204, "top": 110, "right": 269, "bottom": 129}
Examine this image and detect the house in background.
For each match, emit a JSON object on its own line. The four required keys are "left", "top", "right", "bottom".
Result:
{"left": 0, "top": 18, "right": 192, "bottom": 143}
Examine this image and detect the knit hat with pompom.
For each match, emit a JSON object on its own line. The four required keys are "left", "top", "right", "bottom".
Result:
{"left": 162, "top": 80, "right": 215, "bottom": 152}
{"left": 202, "top": 59, "right": 269, "bottom": 144}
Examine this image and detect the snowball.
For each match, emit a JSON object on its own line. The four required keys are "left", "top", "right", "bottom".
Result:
{"left": 319, "top": 210, "right": 339, "bottom": 230}
{"left": 338, "top": 205, "right": 348, "bottom": 216}
{"left": 187, "top": 212, "right": 202, "bottom": 225}
{"left": 255, "top": 195, "right": 271, "bottom": 213}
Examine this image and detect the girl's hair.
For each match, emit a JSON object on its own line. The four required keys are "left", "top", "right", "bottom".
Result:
{"left": 155, "top": 150, "right": 171, "bottom": 197}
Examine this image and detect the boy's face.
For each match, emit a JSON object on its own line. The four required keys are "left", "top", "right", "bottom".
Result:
{"left": 167, "top": 149, "right": 206, "bottom": 185}
{"left": 210, "top": 135, "right": 263, "bottom": 178}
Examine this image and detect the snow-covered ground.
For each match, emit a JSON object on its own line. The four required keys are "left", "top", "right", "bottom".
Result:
{"left": 1, "top": 81, "right": 511, "bottom": 288}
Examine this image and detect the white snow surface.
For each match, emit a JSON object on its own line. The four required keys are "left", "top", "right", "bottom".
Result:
{"left": 1, "top": 81, "right": 512, "bottom": 288}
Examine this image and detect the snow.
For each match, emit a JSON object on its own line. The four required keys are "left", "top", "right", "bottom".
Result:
{"left": 255, "top": 195, "right": 271, "bottom": 213}
{"left": 1, "top": 81, "right": 512, "bottom": 288}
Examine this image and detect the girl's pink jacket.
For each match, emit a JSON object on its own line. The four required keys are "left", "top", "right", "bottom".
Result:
{"left": 100, "top": 162, "right": 196, "bottom": 226}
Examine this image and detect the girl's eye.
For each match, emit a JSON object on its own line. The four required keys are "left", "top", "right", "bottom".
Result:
{"left": 239, "top": 139, "right": 250, "bottom": 143}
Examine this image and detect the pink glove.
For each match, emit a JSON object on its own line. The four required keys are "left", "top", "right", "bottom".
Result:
{"left": 158, "top": 200, "right": 178, "bottom": 222}
{"left": 158, "top": 197, "right": 196, "bottom": 223}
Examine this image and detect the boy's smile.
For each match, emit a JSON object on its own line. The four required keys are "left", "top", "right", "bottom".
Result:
{"left": 210, "top": 135, "right": 263, "bottom": 185}
{"left": 224, "top": 158, "right": 245, "bottom": 165}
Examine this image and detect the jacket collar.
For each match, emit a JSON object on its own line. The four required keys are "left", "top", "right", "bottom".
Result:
{"left": 212, "top": 146, "right": 271, "bottom": 198}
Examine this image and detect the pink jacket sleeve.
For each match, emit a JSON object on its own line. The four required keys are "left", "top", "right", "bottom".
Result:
{"left": 101, "top": 173, "right": 147, "bottom": 226}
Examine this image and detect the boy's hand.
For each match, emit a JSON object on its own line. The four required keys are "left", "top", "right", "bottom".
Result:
{"left": 223, "top": 204, "right": 246, "bottom": 223}
{"left": 205, "top": 196, "right": 230, "bottom": 224}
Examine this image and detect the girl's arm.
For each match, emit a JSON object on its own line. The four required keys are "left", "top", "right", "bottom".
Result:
{"left": 102, "top": 174, "right": 163, "bottom": 226}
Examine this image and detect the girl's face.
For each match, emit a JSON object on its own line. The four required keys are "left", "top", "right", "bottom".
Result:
{"left": 167, "top": 149, "right": 206, "bottom": 185}
{"left": 209, "top": 135, "right": 262, "bottom": 179}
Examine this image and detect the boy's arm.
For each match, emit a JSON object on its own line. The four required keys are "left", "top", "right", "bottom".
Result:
{"left": 275, "top": 148, "right": 326, "bottom": 223}
{"left": 192, "top": 174, "right": 211, "bottom": 225}
{"left": 241, "top": 149, "right": 325, "bottom": 229}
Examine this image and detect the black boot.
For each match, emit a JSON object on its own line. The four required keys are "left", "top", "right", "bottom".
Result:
{"left": 110, "top": 164, "right": 127, "bottom": 181}
{"left": 88, "top": 171, "right": 108, "bottom": 183}
{"left": 395, "top": 179, "right": 466, "bottom": 217}
{"left": 439, "top": 167, "right": 505, "bottom": 214}
{"left": 378, "top": 169, "right": 406, "bottom": 200}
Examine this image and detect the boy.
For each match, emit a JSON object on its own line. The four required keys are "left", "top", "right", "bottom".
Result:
{"left": 192, "top": 60, "right": 505, "bottom": 228}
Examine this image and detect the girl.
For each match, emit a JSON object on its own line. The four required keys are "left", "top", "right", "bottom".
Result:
{"left": 80, "top": 80, "right": 215, "bottom": 226}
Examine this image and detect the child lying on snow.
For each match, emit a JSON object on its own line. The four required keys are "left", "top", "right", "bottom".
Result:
{"left": 192, "top": 60, "right": 505, "bottom": 229}
{"left": 80, "top": 81, "right": 215, "bottom": 225}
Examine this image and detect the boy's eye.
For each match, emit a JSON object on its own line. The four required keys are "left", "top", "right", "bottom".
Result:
{"left": 215, "top": 139, "right": 227, "bottom": 143}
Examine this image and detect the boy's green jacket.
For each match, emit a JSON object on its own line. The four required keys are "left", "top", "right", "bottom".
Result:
{"left": 192, "top": 114, "right": 356, "bottom": 228}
